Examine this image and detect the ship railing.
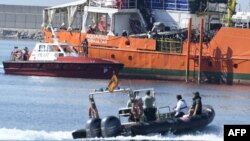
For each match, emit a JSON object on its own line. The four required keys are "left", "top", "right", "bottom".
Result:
{"left": 89, "top": 0, "right": 137, "bottom": 9}
{"left": 156, "top": 38, "right": 183, "bottom": 53}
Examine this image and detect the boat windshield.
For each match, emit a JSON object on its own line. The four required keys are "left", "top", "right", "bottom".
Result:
{"left": 47, "top": 45, "right": 60, "bottom": 52}
{"left": 38, "top": 45, "right": 60, "bottom": 52}
{"left": 60, "top": 45, "right": 78, "bottom": 56}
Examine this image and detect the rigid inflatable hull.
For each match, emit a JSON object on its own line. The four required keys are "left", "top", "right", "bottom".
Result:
{"left": 72, "top": 105, "right": 215, "bottom": 139}
{"left": 130, "top": 106, "right": 215, "bottom": 135}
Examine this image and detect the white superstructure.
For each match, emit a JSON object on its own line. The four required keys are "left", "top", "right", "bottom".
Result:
{"left": 42, "top": 0, "right": 228, "bottom": 35}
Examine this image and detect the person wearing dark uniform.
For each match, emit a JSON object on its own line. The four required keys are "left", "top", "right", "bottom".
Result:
{"left": 22, "top": 47, "right": 29, "bottom": 61}
{"left": 82, "top": 39, "right": 88, "bottom": 57}
{"left": 142, "top": 90, "right": 156, "bottom": 122}
{"left": 87, "top": 25, "right": 95, "bottom": 34}
{"left": 122, "top": 30, "right": 128, "bottom": 37}
{"left": 188, "top": 91, "right": 202, "bottom": 116}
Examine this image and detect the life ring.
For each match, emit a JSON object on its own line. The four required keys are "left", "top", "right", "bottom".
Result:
{"left": 14, "top": 50, "right": 23, "bottom": 60}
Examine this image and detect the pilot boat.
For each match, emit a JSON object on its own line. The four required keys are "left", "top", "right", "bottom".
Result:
{"left": 2, "top": 27, "right": 123, "bottom": 79}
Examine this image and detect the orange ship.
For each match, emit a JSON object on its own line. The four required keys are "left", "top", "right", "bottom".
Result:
{"left": 42, "top": 0, "right": 250, "bottom": 84}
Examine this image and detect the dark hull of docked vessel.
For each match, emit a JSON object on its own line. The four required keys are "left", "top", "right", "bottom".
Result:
{"left": 72, "top": 105, "right": 215, "bottom": 139}
{"left": 2, "top": 57, "right": 124, "bottom": 79}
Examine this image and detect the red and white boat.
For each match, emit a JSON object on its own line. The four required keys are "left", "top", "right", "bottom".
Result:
{"left": 2, "top": 28, "right": 123, "bottom": 79}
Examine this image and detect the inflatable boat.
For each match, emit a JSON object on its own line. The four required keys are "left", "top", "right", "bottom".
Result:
{"left": 72, "top": 89, "right": 215, "bottom": 139}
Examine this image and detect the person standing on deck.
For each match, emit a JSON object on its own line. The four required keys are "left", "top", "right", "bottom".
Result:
{"left": 82, "top": 39, "right": 88, "bottom": 57}
{"left": 87, "top": 25, "right": 95, "bottom": 34}
{"left": 122, "top": 30, "right": 128, "bottom": 37}
{"left": 142, "top": 90, "right": 156, "bottom": 121}
{"left": 22, "top": 47, "right": 29, "bottom": 61}
{"left": 127, "top": 91, "right": 143, "bottom": 122}
{"left": 131, "top": 98, "right": 143, "bottom": 122}
{"left": 11, "top": 46, "right": 19, "bottom": 61}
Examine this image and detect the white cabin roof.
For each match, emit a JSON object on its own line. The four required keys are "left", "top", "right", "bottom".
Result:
{"left": 45, "top": 0, "right": 87, "bottom": 10}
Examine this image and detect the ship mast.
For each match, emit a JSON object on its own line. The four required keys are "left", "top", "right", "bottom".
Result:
{"left": 249, "top": 1, "right": 250, "bottom": 12}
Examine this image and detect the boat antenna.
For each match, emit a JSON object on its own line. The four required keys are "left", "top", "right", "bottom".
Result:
{"left": 78, "top": 3, "right": 84, "bottom": 51}
{"left": 129, "top": 79, "right": 132, "bottom": 90}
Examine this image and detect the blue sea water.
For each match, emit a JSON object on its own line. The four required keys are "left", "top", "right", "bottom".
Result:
{"left": 0, "top": 39, "right": 250, "bottom": 140}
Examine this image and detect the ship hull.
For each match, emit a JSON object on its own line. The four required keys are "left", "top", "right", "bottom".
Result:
{"left": 43, "top": 27, "right": 250, "bottom": 84}
{"left": 120, "top": 67, "right": 250, "bottom": 84}
{"left": 3, "top": 61, "right": 123, "bottom": 79}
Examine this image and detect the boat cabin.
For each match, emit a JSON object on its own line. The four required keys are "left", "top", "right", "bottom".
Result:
{"left": 43, "top": 0, "right": 146, "bottom": 36}
{"left": 29, "top": 42, "right": 78, "bottom": 61}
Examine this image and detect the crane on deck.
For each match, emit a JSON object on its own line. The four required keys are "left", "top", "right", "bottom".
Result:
{"left": 227, "top": 0, "right": 237, "bottom": 26}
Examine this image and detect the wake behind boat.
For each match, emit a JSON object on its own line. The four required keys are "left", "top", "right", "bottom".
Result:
{"left": 72, "top": 88, "right": 215, "bottom": 139}
{"left": 2, "top": 27, "right": 123, "bottom": 79}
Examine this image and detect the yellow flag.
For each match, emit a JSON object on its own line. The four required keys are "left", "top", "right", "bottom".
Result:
{"left": 108, "top": 73, "right": 118, "bottom": 93}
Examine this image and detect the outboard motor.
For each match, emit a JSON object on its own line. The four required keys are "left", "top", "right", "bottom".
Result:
{"left": 101, "top": 116, "right": 122, "bottom": 137}
{"left": 86, "top": 118, "right": 102, "bottom": 138}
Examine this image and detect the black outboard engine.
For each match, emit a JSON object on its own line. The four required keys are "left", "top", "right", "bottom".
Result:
{"left": 101, "top": 116, "right": 122, "bottom": 137}
{"left": 86, "top": 118, "right": 102, "bottom": 138}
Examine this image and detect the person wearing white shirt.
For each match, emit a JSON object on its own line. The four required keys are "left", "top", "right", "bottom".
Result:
{"left": 174, "top": 95, "right": 188, "bottom": 118}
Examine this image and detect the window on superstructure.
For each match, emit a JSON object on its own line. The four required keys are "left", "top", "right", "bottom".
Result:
{"left": 47, "top": 45, "right": 54, "bottom": 52}
{"left": 53, "top": 45, "right": 60, "bottom": 52}
{"left": 145, "top": 0, "right": 189, "bottom": 11}
{"left": 51, "top": 7, "right": 82, "bottom": 31}
{"left": 61, "top": 45, "right": 72, "bottom": 53}
{"left": 89, "top": 0, "right": 137, "bottom": 9}
{"left": 86, "top": 12, "right": 111, "bottom": 35}
{"left": 38, "top": 45, "right": 46, "bottom": 52}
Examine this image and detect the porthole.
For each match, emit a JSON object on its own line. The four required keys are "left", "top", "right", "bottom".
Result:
{"left": 233, "top": 64, "right": 238, "bottom": 69}
{"left": 128, "top": 56, "right": 132, "bottom": 60}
